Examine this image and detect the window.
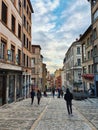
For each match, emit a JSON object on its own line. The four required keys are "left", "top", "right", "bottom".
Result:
{"left": 11, "top": 45, "right": 15, "bottom": 62}
{"left": 11, "top": 0, "right": 15, "bottom": 4}
{"left": 31, "top": 58, "right": 35, "bottom": 66}
{"left": 23, "top": 34, "right": 25, "bottom": 46}
{"left": 83, "top": 66, "right": 86, "bottom": 74}
{"left": 27, "top": 56, "right": 28, "bottom": 67}
{"left": 23, "top": 53, "right": 25, "bottom": 66}
{"left": 77, "top": 47, "right": 80, "bottom": 54}
{"left": 91, "top": 49, "right": 93, "bottom": 58}
{"left": 27, "top": 21, "right": 29, "bottom": 32}
{"left": 94, "top": 45, "right": 97, "bottom": 56}
{"left": 32, "top": 48, "right": 35, "bottom": 53}
{"left": 27, "top": 6, "right": 29, "bottom": 14}
{"left": 23, "top": 15, "right": 26, "bottom": 27}
{"left": 27, "top": 38, "right": 28, "bottom": 49}
{"left": 0, "top": 39, "right": 6, "bottom": 60}
{"left": 88, "top": 65, "right": 92, "bottom": 73}
{"left": 95, "top": 64, "right": 98, "bottom": 73}
{"left": 18, "top": 0, "right": 21, "bottom": 15}
{"left": 18, "top": 24, "right": 21, "bottom": 39}
{"left": 77, "top": 59, "right": 81, "bottom": 66}
{"left": 93, "top": 28, "right": 97, "bottom": 40}
{"left": 2, "top": 1, "right": 7, "bottom": 25}
{"left": 88, "top": 51, "right": 90, "bottom": 59}
{"left": 32, "top": 68, "right": 35, "bottom": 74}
{"left": 11, "top": 15, "right": 16, "bottom": 33}
{"left": 17, "top": 49, "right": 21, "bottom": 65}
{"left": 92, "top": 0, "right": 97, "bottom": 6}
{"left": 23, "top": 0, "right": 26, "bottom": 8}
{"left": 87, "top": 38, "right": 90, "bottom": 46}
{"left": 93, "top": 9, "right": 98, "bottom": 21}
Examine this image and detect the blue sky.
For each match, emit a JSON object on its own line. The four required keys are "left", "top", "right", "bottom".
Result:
{"left": 31, "top": 0, "right": 91, "bottom": 73}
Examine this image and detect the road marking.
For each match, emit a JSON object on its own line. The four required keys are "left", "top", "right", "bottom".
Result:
{"left": 30, "top": 98, "right": 51, "bottom": 130}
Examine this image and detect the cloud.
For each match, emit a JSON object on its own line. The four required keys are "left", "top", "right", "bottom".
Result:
{"left": 31, "top": 0, "right": 91, "bottom": 73}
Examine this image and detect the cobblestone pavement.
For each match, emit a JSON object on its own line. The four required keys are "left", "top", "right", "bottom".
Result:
{"left": 73, "top": 98, "right": 98, "bottom": 130}
{"left": 0, "top": 95, "right": 98, "bottom": 130}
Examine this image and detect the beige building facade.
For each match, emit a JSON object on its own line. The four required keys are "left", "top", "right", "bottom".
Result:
{"left": 31, "top": 45, "right": 43, "bottom": 90}
{"left": 0, "top": 0, "right": 23, "bottom": 105}
{"left": 80, "top": 25, "right": 94, "bottom": 94}
{"left": 65, "top": 40, "right": 82, "bottom": 91}
{"left": 0, "top": 0, "right": 33, "bottom": 106}
{"left": 22, "top": 0, "right": 34, "bottom": 98}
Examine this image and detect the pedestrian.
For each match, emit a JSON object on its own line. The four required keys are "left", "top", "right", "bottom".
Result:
{"left": 52, "top": 87, "right": 55, "bottom": 98}
{"left": 57, "top": 87, "right": 61, "bottom": 98}
{"left": 37, "top": 89, "right": 42, "bottom": 105}
{"left": 30, "top": 88, "right": 35, "bottom": 105}
{"left": 64, "top": 88, "right": 73, "bottom": 115}
{"left": 60, "top": 89, "right": 64, "bottom": 98}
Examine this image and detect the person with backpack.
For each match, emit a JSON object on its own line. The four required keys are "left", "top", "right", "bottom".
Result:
{"left": 64, "top": 88, "right": 73, "bottom": 115}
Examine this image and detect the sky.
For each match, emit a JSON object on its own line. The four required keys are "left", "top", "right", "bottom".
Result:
{"left": 31, "top": 0, "right": 91, "bottom": 74}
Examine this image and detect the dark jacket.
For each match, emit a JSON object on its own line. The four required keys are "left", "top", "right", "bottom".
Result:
{"left": 31, "top": 90, "right": 35, "bottom": 98}
{"left": 64, "top": 89, "right": 73, "bottom": 102}
{"left": 37, "top": 90, "right": 42, "bottom": 98}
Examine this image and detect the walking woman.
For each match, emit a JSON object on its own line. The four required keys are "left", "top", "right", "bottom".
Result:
{"left": 64, "top": 88, "right": 73, "bottom": 115}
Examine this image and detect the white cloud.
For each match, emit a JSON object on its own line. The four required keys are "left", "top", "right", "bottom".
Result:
{"left": 31, "top": 0, "right": 91, "bottom": 73}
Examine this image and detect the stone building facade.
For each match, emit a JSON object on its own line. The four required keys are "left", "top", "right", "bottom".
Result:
{"left": 0, "top": 0, "right": 33, "bottom": 106}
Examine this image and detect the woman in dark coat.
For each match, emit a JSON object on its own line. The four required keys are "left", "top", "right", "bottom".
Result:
{"left": 64, "top": 88, "right": 73, "bottom": 115}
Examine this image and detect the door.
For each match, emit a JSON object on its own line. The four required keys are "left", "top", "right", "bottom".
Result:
{"left": 0, "top": 76, "right": 3, "bottom": 106}
{"left": 0, "top": 75, "right": 6, "bottom": 106}
{"left": 96, "top": 81, "right": 98, "bottom": 97}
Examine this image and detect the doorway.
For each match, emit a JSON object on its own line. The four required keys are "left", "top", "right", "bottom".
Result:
{"left": 0, "top": 75, "right": 6, "bottom": 106}
{"left": 96, "top": 81, "right": 98, "bottom": 97}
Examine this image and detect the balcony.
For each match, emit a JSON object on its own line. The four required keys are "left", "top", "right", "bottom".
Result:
{"left": 82, "top": 74, "right": 94, "bottom": 79}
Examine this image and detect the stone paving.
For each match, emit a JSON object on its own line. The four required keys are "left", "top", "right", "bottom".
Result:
{"left": 0, "top": 97, "right": 49, "bottom": 130}
{"left": 73, "top": 98, "right": 98, "bottom": 130}
{"left": 31, "top": 97, "right": 97, "bottom": 130}
{"left": 0, "top": 95, "right": 97, "bottom": 130}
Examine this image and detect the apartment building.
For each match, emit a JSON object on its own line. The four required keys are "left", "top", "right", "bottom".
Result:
{"left": 80, "top": 25, "right": 94, "bottom": 94}
{"left": 22, "top": 0, "right": 34, "bottom": 98}
{"left": 54, "top": 69, "right": 62, "bottom": 89}
{"left": 62, "top": 57, "right": 67, "bottom": 89}
{"left": 31, "top": 45, "right": 43, "bottom": 90}
{"left": 0, "top": 0, "right": 23, "bottom": 105}
{"left": 87, "top": 0, "right": 98, "bottom": 96}
{"left": 65, "top": 40, "right": 82, "bottom": 91}
{"left": 42, "top": 63, "right": 47, "bottom": 91}
{"left": 0, "top": 0, "right": 34, "bottom": 106}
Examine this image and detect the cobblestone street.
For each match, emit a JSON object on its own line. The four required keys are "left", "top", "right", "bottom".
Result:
{"left": 0, "top": 95, "right": 98, "bottom": 130}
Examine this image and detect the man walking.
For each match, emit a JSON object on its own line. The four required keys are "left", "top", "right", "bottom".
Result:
{"left": 64, "top": 88, "right": 73, "bottom": 115}
{"left": 31, "top": 88, "right": 35, "bottom": 105}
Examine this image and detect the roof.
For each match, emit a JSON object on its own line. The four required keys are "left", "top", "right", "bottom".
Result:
{"left": 32, "top": 45, "right": 41, "bottom": 49}
{"left": 79, "top": 25, "right": 92, "bottom": 41}
{"left": 28, "top": 0, "right": 34, "bottom": 13}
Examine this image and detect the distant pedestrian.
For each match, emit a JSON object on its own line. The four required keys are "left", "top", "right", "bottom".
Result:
{"left": 52, "top": 87, "right": 55, "bottom": 98}
{"left": 57, "top": 87, "right": 61, "bottom": 98}
{"left": 37, "top": 89, "right": 42, "bottom": 105}
{"left": 64, "top": 88, "right": 73, "bottom": 115}
{"left": 60, "top": 89, "right": 64, "bottom": 98}
{"left": 30, "top": 88, "right": 35, "bottom": 105}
